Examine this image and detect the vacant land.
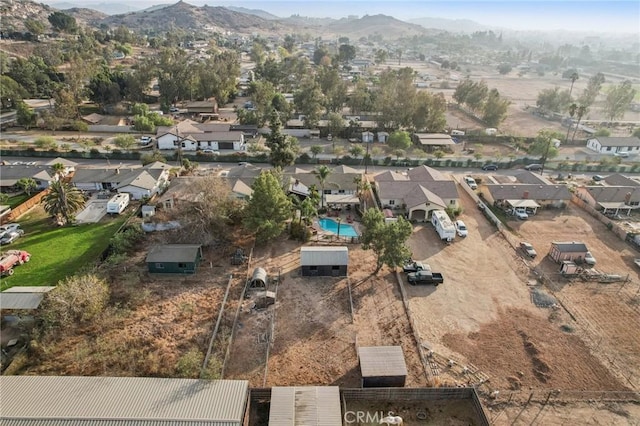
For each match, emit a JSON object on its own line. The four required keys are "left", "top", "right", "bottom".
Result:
{"left": 226, "top": 239, "right": 428, "bottom": 388}
{"left": 0, "top": 206, "right": 126, "bottom": 291}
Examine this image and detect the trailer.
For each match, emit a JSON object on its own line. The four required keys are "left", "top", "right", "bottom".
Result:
{"left": 431, "top": 210, "right": 456, "bottom": 242}
{"left": 106, "top": 193, "right": 130, "bottom": 214}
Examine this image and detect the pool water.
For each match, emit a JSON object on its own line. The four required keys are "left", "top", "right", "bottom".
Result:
{"left": 318, "top": 218, "right": 359, "bottom": 237}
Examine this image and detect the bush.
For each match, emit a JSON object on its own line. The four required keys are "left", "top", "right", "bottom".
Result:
{"left": 175, "top": 348, "right": 204, "bottom": 378}
{"left": 34, "top": 136, "right": 57, "bottom": 150}
{"left": 290, "top": 221, "right": 311, "bottom": 242}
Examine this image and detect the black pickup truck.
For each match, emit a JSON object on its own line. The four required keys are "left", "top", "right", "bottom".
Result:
{"left": 406, "top": 270, "right": 444, "bottom": 286}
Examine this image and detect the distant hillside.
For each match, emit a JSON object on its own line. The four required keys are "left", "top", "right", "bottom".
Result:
{"left": 321, "top": 14, "right": 431, "bottom": 40}
{"left": 101, "top": 1, "right": 288, "bottom": 35}
{"left": 64, "top": 7, "right": 108, "bottom": 26}
{"left": 49, "top": 2, "right": 141, "bottom": 15}
{"left": 225, "top": 6, "right": 279, "bottom": 21}
{"left": 0, "top": 0, "right": 56, "bottom": 33}
{"left": 409, "top": 17, "right": 491, "bottom": 34}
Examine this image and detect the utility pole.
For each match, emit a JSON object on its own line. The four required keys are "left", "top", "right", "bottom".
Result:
{"left": 364, "top": 141, "right": 370, "bottom": 174}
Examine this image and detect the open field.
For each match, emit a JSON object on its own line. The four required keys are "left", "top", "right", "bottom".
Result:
{"left": 0, "top": 206, "right": 126, "bottom": 290}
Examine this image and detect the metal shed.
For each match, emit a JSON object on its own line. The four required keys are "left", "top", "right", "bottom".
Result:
{"left": 549, "top": 241, "right": 589, "bottom": 263}
{"left": 146, "top": 244, "right": 202, "bottom": 274}
{"left": 0, "top": 286, "right": 55, "bottom": 310}
{"left": 300, "top": 246, "right": 348, "bottom": 277}
{"left": 358, "top": 346, "right": 408, "bottom": 388}
{"left": 0, "top": 376, "right": 248, "bottom": 426}
{"left": 250, "top": 267, "right": 268, "bottom": 288}
{"left": 268, "top": 386, "right": 342, "bottom": 426}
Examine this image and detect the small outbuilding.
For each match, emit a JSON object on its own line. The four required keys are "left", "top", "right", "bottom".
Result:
{"left": 250, "top": 267, "right": 268, "bottom": 288}
{"left": 549, "top": 241, "right": 589, "bottom": 263}
{"left": 146, "top": 244, "right": 202, "bottom": 274}
{"left": 358, "top": 346, "right": 407, "bottom": 388}
{"left": 300, "top": 246, "right": 348, "bottom": 277}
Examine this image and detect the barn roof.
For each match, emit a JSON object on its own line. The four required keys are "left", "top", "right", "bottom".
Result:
{"left": 146, "top": 244, "right": 202, "bottom": 263}
{"left": 358, "top": 346, "right": 407, "bottom": 378}
{"left": 300, "top": 246, "right": 348, "bottom": 266}
{"left": 269, "top": 387, "right": 341, "bottom": 426}
{"left": 0, "top": 376, "right": 248, "bottom": 425}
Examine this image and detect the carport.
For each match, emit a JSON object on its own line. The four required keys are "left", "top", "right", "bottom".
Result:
{"left": 506, "top": 199, "right": 541, "bottom": 214}
{"left": 598, "top": 201, "right": 632, "bottom": 216}
{"left": 410, "top": 209, "right": 427, "bottom": 221}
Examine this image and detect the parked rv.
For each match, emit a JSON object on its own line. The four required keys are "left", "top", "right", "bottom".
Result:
{"left": 431, "top": 210, "right": 456, "bottom": 242}
{"left": 106, "top": 193, "right": 130, "bottom": 215}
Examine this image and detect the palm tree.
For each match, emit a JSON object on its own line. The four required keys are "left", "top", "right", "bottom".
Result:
{"left": 312, "top": 165, "right": 332, "bottom": 209}
{"left": 571, "top": 105, "right": 587, "bottom": 143}
{"left": 51, "top": 162, "right": 65, "bottom": 178}
{"left": 41, "top": 181, "right": 85, "bottom": 225}
{"left": 569, "top": 72, "right": 579, "bottom": 99}
{"left": 565, "top": 103, "right": 577, "bottom": 143}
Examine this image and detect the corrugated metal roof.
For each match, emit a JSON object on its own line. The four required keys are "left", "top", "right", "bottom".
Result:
{"left": 0, "top": 376, "right": 248, "bottom": 424}
{"left": 358, "top": 346, "right": 408, "bottom": 378}
{"left": 1, "top": 421, "right": 241, "bottom": 426}
{"left": 145, "top": 245, "right": 201, "bottom": 263}
{"left": 300, "top": 247, "right": 349, "bottom": 266}
{"left": 3, "top": 286, "right": 55, "bottom": 293}
{"left": 269, "top": 387, "right": 341, "bottom": 426}
{"left": 551, "top": 241, "right": 588, "bottom": 253}
{"left": 0, "top": 293, "right": 46, "bottom": 309}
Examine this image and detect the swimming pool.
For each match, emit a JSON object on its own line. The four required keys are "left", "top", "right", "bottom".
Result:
{"left": 318, "top": 218, "right": 359, "bottom": 237}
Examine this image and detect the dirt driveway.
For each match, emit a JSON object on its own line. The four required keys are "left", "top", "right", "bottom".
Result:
{"left": 404, "top": 182, "right": 630, "bottom": 394}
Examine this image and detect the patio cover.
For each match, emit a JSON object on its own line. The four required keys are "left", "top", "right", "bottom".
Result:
{"left": 326, "top": 194, "right": 359, "bottom": 204}
{"left": 507, "top": 199, "right": 541, "bottom": 208}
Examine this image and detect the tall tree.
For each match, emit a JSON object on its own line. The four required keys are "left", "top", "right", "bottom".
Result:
{"left": 16, "top": 178, "right": 37, "bottom": 196}
{"left": 312, "top": 165, "right": 332, "bottom": 209}
{"left": 603, "top": 80, "right": 637, "bottom": 123}
{"left": 41, "top": 181, "right": 85, "bottom": 225}
{"left": 360, "top": 209, "right": 412, "bottom": 274}
{"left": 482, "top": 88, "right": 510, "bottom": 127}
{"left": 565, "top": 103, "right": 577, "bottom": 143}
{"left": 337, "top": 44, "right": 356, "bottom": 63}
{"left": 578, "top": 72, "right": 605, "bottom": 108}
{"left": 265, "top": 111, "right": 299, "bottom": 168}
{"left": 244, "top": 170, "right": 293, "bottom": 244}
{"left": 293, "top": 77, "right": 325, "bottom": 128}
{"left": 571, "top": 105, "right": 587, "bottom": 142}
{"left": 347, "top": 80, "right": 373, "bottom": 115}
{"left": 387, "top": 131, "right": 412, "bottom": 151}
{"left": 16, "top": 101, "right": 37, "bottom": 130}
{"left": 48, "top": 12, "right": 77, "bottom": 33}
{"left": 568, "top": 72, "right": 579, "bottom": 99}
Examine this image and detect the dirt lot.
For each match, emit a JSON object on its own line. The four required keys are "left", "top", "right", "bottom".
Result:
{"left": 225, "top": 239, "right": 428, "bottom": 388}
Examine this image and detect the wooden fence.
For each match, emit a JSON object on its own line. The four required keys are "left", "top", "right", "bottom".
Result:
{"left": 2, "top": 189, "right": 49, "bottom": 223}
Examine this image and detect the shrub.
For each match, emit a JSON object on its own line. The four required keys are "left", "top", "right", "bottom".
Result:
{"left": 175, "top": 348, "right": 204, "bottom": 378}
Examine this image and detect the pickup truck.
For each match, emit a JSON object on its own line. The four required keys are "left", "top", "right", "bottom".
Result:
{"left": 0, "top": 250, "right": 31, "bottom": 276}
{"left": 407, "top": 270, "right": 444, "bottom": 286}
{"left": 402, "top": 261, "right": 430, "bottom": 273}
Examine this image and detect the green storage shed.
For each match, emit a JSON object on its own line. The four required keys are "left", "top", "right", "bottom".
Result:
{"left": 146, "top": 244, "right": 202, "bottom": 274}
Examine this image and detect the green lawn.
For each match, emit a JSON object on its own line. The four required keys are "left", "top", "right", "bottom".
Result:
{"left": 6, "top": 193, "right": 33, "bottom": 209}
{"left": 0, "top": 209, "right": 126, "bottom": 290}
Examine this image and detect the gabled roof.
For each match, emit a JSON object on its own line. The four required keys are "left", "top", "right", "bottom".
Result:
{"left": 0, "top": 165, "right": 54, "bottom": 186}
{"left": 292, "top": 172, "right": 359, "bottom": 191}
{"left": 156, "top": 119, "right": 203, "bottom": 137}
{"left": 406, "top": 165, "right": 448, "bottom": 182}
{"left": 404, "top": 185, "right": 446, "bottom": 209}
{"left": 144, "top": 161, "right": 173, "bottom": 170}
{"left": 374, "top": 170, "right": 409, "bottom": 182}
{"left": 71, "top": 168, "right": 126, "bottom": 184}
{"left": 45, "top": 157, "right": 77, "bottom": 167}
{"left": 225, "top": 164, "right": 262, "bottom": 179}
{"left": 604, "top": 174, "right": 640, "bottom": 187}
{"left": 513, "top": 170, "right": 553, "bottom": 185}
{"left": 486, "top": 184, "right": 572, "bottom": 201}
{"left": 146, "top": 244, "right": 201, "bottom": 263}
{"left": 231, "top": 179, "right": 253, "bottom": 197}
{"left": 590, "top": 136, "right": 640, "bottom": 147}
{"left": 117, "top": 169, "right": 164, "bottom": 191}
{"left": 583, "top": 186, "right": 640, "bottom": 203}
{"left": 82, "top": 113, "right": 104, "bottom": 124}
{"left": 189, "top": 131, "right": 242, "bottom": 141}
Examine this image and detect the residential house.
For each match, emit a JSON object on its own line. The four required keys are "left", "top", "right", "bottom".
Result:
{"left": 0, "top": 165, "right": 57, "bottom": 191}
{"left": 146, "top": 244, "right": 202, "bottom": 274}
{"left": 575, "top": 185, "right": 640, "bottom": 216}
{"left": 285, "top": 166, "right": 363, "bottom": 208}
{"left": 72, "top": 162, "right": 170, "bottom": 199}
{"left": 45, "top": 157, "right": 77, "bottom": 176}
{"left": 484, "top": 184, "right": 571, "bottom": 213}
{"left": 156, "top": 120, "right": 244, "bottom": 152}
{"left": 222, "top": 164, "right": 263, "bottom": 199}
{"left": 586, "top": 136, "right": 640, "bottom": 155}
{"left": 374, "top": 166, "right": 459, "bottom": 221}
{"left": 185, "top": 99, "right": 218, "bottom": 115}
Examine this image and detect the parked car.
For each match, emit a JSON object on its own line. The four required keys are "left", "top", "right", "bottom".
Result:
{"left": 514, "top": 208, "right": 529, "bottom": 220}
{"left": 455, "top": 220, "right": 468, "bottom": 237}
{"left": 0, "top": 229, "right": 24, "bottom": 245}
{"left": 584, "top": 251, "right": 596, "bottom": 265}
{"left": 139, "top": 136, "right": 153, "bottom": 144}
{"left": 520, "top": 242, "right": 537, "bottom": 258}
{"left": 614, "top": 151, "right": 630, "bottom": 158}
{"left": 592, "top": 175, "right": 605, "bottom": 181}
{"left": 481, "top": 164, "right": 498, "bottom": 171}
{"left": 464, "top": 176, "right": 478, "bottom": 190}
{"left": 402, "top": 261, "right": 430, "bottom": 273}
{"left": 524, "top": 164, "right": 543, "bottom": 171}
{"left": 0, "top": 223, "right": 21, "bottom": 234}
{"left": 169, "top": 107, "right": 180, "bottom": 113}
{"left": 201, "top": 149, "right": 219, "bottom": 155}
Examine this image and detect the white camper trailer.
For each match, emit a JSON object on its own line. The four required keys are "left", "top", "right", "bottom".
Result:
{"left": 107, "top": 193, "right": 130, "bottom": 214}
{"left": 431, "top": 210, "right": 456, "bottom": 242}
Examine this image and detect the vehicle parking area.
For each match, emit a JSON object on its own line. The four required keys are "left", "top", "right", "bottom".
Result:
{"left": 74, "top": 199, "right": 108, "bottom": 224}
{"left": 403, "top": 185, "right": 635, "bottom": 399}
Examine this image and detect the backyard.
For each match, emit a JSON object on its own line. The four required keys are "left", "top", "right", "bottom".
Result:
{"left": 0, "top": 206, "right": 126, "bottom": 290}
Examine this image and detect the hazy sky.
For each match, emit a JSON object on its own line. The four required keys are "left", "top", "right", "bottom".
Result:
{"left": 43, "top": 0, "right": 640, "bottom": 34}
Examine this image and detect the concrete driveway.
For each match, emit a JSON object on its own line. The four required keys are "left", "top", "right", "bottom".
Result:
{"left": 75, "top": 200, "right": 108, "bottom": 224}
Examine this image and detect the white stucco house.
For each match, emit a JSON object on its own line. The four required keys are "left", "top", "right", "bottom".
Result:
{"left": 586, "top": 136, "right": 640, "bottom": 155}
{"left": 156, "top": 120, "right": 245, "bottom": 152}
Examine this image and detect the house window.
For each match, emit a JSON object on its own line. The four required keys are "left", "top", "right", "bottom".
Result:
{"left": 450, "top": 200, "right": 455, "bottom": 205}
{"left": 629, "top": 201, "right": 639, "bottom": 206}
{"left": 178, "top": 262, "right": 187, "bottom": 268}
{"left": 332, "top": 265, "right": 340, "bottom": 270}
{"left": 606, "top": 146, "right": 612, "bottom": 151}
{"left": 155, "top": 263, "right": 164, "bottom": 269}
{"left": 309, "top": 266, "right": 318, "bottom": 271}
{"left": 324, "top": 189, "right": 331, "bottom": 194}
{"left": 389, "top": 200, "right": 395, "bottom": 205}
{"left": 338, "top": 189, "right": 345, "bottom": 194}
